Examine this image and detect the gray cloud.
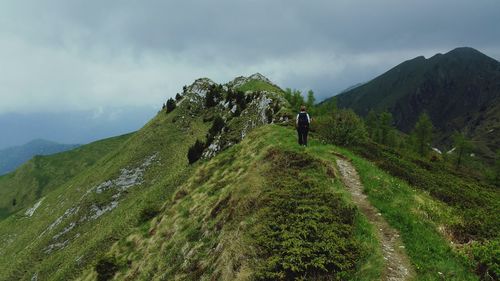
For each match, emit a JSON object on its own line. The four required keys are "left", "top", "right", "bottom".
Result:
{"left": 0, "top": 0, "right": 499, "bottom": 113}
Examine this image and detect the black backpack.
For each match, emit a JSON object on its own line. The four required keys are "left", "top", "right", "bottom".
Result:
{"left": 298, "top": 112, "right": 309, "bottom": 128}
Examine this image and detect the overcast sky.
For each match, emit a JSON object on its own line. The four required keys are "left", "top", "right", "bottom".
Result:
{"left": 1, "top": 0, "right": 499, "bottom": 114}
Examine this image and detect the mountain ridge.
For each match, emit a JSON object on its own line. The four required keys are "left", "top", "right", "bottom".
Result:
{"left": 0, "top": 73, "right": 291, "bottom": 280}
{"left": 322, "top": 47, "right": 500, "bottom": 158}
{"left": 0, "top": 139, "right": 80, "bottom": 175}
{"left": 0, "top": 73, "right": 496, "bottom": 280}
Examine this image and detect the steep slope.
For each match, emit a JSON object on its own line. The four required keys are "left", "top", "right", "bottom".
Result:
{"left": 0, "top": 139, "right": 80, "bottom": 175}
{"left": 76, "top": 125, "right": 368, "bottom": 281}
{"left": 0, "top": 134, "right": 131, "bottom": 220}
{"left": 322, "top": 47, "right": 500, "bottom": 158}
{"left": 0, "top": 74, "right": 288, "bottom": 280}
{"left": 1, "top": 73, "right": 487, "bottom": 280}
{"left": 75, "top": 125, "right": 480, "bottom": 281}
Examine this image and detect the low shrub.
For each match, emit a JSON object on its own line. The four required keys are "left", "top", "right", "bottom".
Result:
{"left": 95, "top": 257, "right": 119, "bottom": 281}
{"left": 166, "top": 98, "right": 176, "bottom": 113}
{"left": 138, "top": 206, "right": 160, "bottom": 223}
{"left": 187, "top": 140, "right": 205, "bottom": 164}
{"left": 315, "top": 109, "right": 368, "bottom": 146}
{"left": 207, "top": 116, "right": 225, "bottom": 144}
{"left": 253, "top": 149, "right": 360, "bottom": 280}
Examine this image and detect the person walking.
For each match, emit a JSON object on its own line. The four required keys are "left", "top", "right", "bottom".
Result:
{"left": 296, "top": 105, "right": 311, "bottom": 146}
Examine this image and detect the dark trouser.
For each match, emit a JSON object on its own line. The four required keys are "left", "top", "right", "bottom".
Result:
{"left": 297, "top": 126, "right": 309, "bottom": 146}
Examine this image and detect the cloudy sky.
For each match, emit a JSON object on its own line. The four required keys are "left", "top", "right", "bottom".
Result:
{"left": 0, "top": 0, "right": 499, "bottom": 146}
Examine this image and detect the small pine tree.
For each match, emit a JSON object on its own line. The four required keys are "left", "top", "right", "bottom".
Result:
{"left": 209, "top": 116, "right": 225, "bottom": 136}
{"left": 291, "top": 90, "right": 305, "bottom": 110}
{"left": 284, "top": 88, "right": 306, "bottom": 110}
{"left": 207, "top": 116, "right": 225, "bottom": 144}
{"left": 452, "top": 132, "right": 473, "bottom": 169}
{"left": 187, "top": 140, "right": 205, "bottom": 164}
{"left": 365, "top": 110, "right": 378, "bottom": 140}
{"left": 330, "top": 96, "right": 338, "bottom": 112}
{"left": 234, "top": 90, "right": 247, "bottom": 111}
{"left": 12, "top": 198, "right": 16, "bottom": 206}
{"left": 205, "top": 84, "right": 222, "bottom": 107}
{"left": 306, "top": 89, "right": 316, "bottom": 109}
{"left": 412, "top": 113, "right": 433, "bottom": 156}
{"left": 284, "top": 88, "right": 292, "bottom": 105}
{"left": 495, "top": 150, "right": 500, "bottom": 183}
{"left": 166, "top": 98, "right": 176, "bottom": 113}
{"left": 175, "top": 93, "right": 182, "bottom": 101}
{"left": 378, "top": 111, "right": 394, "bottom": 145}
{"left": 226, "top": 88, "right": 235, "bottom": 102}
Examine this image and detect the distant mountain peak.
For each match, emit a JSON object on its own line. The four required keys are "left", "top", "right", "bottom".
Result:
{"left": 248, "top": 72, "right": 272, "bottom": 83}
{"left": 447, "top": 46, "right": 481, "bottom": 55}
{"left": 443, "top": 46, "right": 498, "bottom": 63}
{"left": 185, "top": 77, "right": 216, "bottom": 97}
{"left": 226, "top": 73, "right": 279, "bottom": 91}
{"left": 328, "top": 46, "right": 500, "bottom": 159}
{"left": 0, "top": 140, "right": 79, "bottom": 175}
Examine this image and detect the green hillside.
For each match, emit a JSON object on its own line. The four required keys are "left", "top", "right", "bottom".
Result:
{"left": 0, "top": 140, "right": 80, "bottom": 175}
{"left": 75, "top": 125, "right": 372, "bottom": 280}
{"left": 0, "top": 73, "right": 497, "bottom": 280}
{"left": 0, "top": 134, "right": 131, "bottom": 220}
{"left": 0, "top": 74, "right": 290, "bottom": 280}
{"left": 73, "top": 125, "right": 482, "bottom": 281}
{"left": 321, "top": 47, "right": 500, "bottom": 159}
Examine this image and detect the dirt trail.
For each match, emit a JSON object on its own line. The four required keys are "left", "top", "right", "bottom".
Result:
{"left": 336, "top": 157, "right": 414, "bottom": 281}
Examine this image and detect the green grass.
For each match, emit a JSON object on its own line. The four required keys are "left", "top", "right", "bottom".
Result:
{"left": 345, "top": 141, "right": 500, "bottom": 279}
{"left": 248, "top": 126, "right": 384, "bottom": 281}
{"left": 0, "top": 133, "right": 132, "bottom": 220}
{"left": 0, "top": 100, "right": 210, "bottom": 280}
{"left": 0, "top": 208, "right": 9, "bottom": 220}
{"left": 252, "top": 148, "right": 359, "bottom": 280}
{"left": 263, "top": 127, "right": 480, "bottom": 280}
{"left": 0, "top": 75, "right": 491, "bottom": 281}
{"left": 72, "top": 125, "right": 379, "bottom": 281}
{"left": 0, "top": 84, "right": 291, "bottom": 280}
{"left": 354, "top": 142, "right": 500, "bottom": 242}
{"left": 336, "top": 146, "right": 479, "bottom": 280}
{"left": 350, "top": 214, "right": 384, "bottom": 281}
{"left": 0, "top": 121, "right": 483, "bottom": 280}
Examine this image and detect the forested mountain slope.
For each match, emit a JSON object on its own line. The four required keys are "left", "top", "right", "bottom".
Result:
{"left": 322, "top": 47, "right": 500, "bottom": 158}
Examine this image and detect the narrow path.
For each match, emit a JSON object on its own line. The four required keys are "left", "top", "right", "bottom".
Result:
{"left": 336, "top": 157, "right": 414, "bottom": 281}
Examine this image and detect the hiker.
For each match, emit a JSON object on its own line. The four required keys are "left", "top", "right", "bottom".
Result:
{"left": 296, "top": 105, "right": 311, "bottom": 146}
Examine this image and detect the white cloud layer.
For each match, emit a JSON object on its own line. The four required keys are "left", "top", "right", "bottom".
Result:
{"left": 0, "top": 0, "right": 499, "bottom": 113}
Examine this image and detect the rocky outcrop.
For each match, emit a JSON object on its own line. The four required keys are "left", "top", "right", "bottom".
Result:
{"left": 226, "top": 72, "right": 281, "bottom": 90}
{"left": 181, "top": 74, "right": 290, "bottom": 160}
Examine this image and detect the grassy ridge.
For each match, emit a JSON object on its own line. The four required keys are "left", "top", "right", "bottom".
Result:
{"left": 76, "top": 125, "right": 379, "bottom": 281}
{"left": 0, "top": 104, "right": 209, "bottom": 280}
{"left": 0, "top": 78, "right": 289, "bottom": 280}
{"left": 0, "top": 134, "right": 132, "bottom": 220}
{"left": 76, "top": 125, "right": 480, "bottom": 280}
